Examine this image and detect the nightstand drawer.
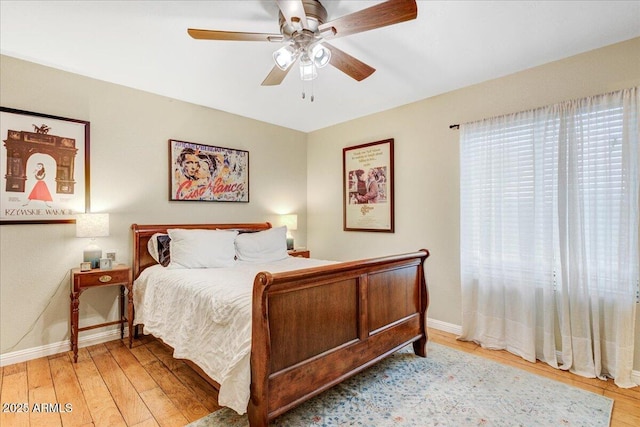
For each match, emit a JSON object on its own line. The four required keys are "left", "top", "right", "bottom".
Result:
{"left": 75, "top": 268, "right": 129, "bottom": 287}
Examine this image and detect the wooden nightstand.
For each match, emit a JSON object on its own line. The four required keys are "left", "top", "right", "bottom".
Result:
{"left": 288, "top": 249, "right": 310, "bottom": 258}
{"left": 70, "top": 264, "right": 133, "bottom": 363}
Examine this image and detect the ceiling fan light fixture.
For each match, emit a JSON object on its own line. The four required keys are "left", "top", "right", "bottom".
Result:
{"left": 299, "top": 55, "right": 317, "bottom": 81}
{"left": 273, "top": 45, "right": 298, "bottom": 70}
{"left": 310, "top": 43, "right": 331, "bottom": 68}
{"left": 188, "top": 0, "right": 418, "bottom": 87}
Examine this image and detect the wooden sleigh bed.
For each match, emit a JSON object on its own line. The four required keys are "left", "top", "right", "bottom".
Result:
{"left": 132, "top": 222, "right": 430, "bottom": 427}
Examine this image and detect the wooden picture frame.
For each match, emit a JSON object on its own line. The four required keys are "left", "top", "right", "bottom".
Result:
{"left": 343, "top": 138, "right": 394, "bottom": 232}
{"left": 0, "top": 107, "right": 90, "bottom": 224}
{"left": 169, "top": 139, "right": 249, "bottom": 202}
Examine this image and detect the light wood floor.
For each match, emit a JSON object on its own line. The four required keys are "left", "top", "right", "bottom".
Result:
{"left": 1, "top": 329, "right": 638, "bottom": 426}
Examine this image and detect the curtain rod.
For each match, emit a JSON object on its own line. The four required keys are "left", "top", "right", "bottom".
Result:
{"left": 450, "top": 124, "right": 459, "bottom": 129}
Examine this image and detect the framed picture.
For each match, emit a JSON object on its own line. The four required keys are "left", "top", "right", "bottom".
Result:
{"left": 99, "top": 258, "right": 113, "bottom": 270}
{"left": 169, "top": 139, "right": 249, "bottom": 202}
{"left": 343, "top": 138, "right": 394, "bottom": 232}
{"left": 0, "top": 107, "right": 90, "bottom": 224}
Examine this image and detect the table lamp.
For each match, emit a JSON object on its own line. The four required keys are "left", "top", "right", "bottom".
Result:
{"left": 76, "top": 213, "right": 109, "bottom": 268}
{"left": 281, "top": 214, "right": 297, "bottom": 250}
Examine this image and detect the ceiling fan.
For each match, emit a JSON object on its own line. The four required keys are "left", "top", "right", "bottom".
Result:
{"left": 187, "top": 0, "right": 418, "bottom": 86}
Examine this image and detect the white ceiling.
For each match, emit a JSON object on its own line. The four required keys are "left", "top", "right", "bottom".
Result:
{"left": 1, "top": 1, "right": 639, "bottom": 132}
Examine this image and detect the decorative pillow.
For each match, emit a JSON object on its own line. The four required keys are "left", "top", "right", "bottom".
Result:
{"left": 147, "top": 233, "right": 167, "bottom": 263}
{"left": 167, "top": 228, "right": 238, "bottom": 269}
{"left": 157, "top": 234, "right": 171, "bottom": 267}
{"left": 234, "top": 226, "right": 289, "bottom": 263}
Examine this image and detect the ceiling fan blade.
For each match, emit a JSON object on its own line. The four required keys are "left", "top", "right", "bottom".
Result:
{"left": 324, "top": 42, "right": 375, "bottom": 81}
{"left": 276, "top": 0, "right": 308, "bottom": 29}
{"left": 261, "top": 64, "right": 294, "bottom": 86}
{"left": 188, "top": 28, "right": 284, "bottom": 42}
{"left": 319, "top": 0, "right": 417, "bottom": 39}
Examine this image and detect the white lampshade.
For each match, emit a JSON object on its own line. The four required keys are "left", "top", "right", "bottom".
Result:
{"left": 280, "top": 214, "right": 298, "bottom": 231}
{"left": 76, "top": 213, "right": 109, "bottom": 268}
{"left": 76, "top": 213, "right": 110, "bottom": 237}
{"left": 281, "top": 214, "right": 297, "bottom": 251}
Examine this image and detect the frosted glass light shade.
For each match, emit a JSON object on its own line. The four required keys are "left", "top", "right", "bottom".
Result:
{"left": 273, "top": 45, "right": 297, "bottom": 70}
{"left": 299, "top": 59, "right": 317, "bottom": 81}
{"left": 310, "top": 44, "right": 331, "bottom": 68}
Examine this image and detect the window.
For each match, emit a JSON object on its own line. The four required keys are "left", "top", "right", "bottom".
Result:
{"left": 459, "top": 88, "right": 639, "bottom": 387}
{"left": 461, "top": 90, "right": 638, "bottom": 297}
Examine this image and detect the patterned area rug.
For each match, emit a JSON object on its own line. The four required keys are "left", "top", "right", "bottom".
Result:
{"left": 187, "top": 342, "right": 612, "bottom": 426}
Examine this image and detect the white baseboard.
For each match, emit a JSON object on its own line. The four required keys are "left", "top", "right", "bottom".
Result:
{"left": 427, "top": 317, "right": 462, "bottom": 336}
{"left": 0, "top": 328, "right": 129, "bottom": 367}
{"left": 2, "top": 320, "right": 640, "bottom": 385}
{"left": 0, "top": 319, "right": 461, "bottom": 367}
{"left": 0, "top": 321, "right": 458, "bottom": 367}
{"left": 426, "top": 318, "right": 640, "bottom": 386}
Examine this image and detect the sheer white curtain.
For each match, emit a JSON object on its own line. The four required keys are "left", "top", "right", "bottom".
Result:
{"left": 459, "top": 87, "right": 639, "bottom": 387}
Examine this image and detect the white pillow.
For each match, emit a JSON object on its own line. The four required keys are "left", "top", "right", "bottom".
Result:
{"left": 167, "top": 228, "right": 238, "bottom": 269}
{"left": 235, "top": 226, "right": 289, "bottom": 263}
{"left": 147, "top": 232, "right": 166, "bottom": 262}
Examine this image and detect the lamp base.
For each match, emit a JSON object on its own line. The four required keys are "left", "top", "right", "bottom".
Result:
{"left": 84, "top": 243, "right": 102, "bottom": 269}
{"left": 286, "top": 237, "right": 294, "bottom": 251}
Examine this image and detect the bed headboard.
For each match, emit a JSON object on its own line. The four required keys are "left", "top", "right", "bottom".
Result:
{"left": 131, "top": 222, "right": 272, "bottom": 280}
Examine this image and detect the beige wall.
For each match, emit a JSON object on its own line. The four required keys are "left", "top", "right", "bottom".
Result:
{"left": 306, "top": 38, "right": 640, "bottom": 368}
{"left": 2, "top": 37, "right": 639, "bottom": 371}
{"left": 0, "top": 55, "right": 308, "bottom": 355}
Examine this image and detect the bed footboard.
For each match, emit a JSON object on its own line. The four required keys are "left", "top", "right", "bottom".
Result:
{"left": 248, "top": 249, "right": 430, "bottom": 426}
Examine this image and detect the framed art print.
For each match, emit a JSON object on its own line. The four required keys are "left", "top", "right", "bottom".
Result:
{"left": 169, "top": 139, "right": 249, "bottom": 202}
{"left": 99, "top": 258, "right": 113, "bottom": 270}
{"left": 343, "top": 138, "right": 394, "bottom": 232}
{"left": 0, "top": 107, "right": 90, "bottom": 224}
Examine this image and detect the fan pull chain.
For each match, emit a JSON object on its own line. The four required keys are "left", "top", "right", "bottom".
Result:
{"left": 301, "top": 80, "right": 315, "bottom": 102}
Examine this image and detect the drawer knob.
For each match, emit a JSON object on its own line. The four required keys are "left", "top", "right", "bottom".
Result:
{"left": 99, "top": 275, "right": 112, "bottom": 283}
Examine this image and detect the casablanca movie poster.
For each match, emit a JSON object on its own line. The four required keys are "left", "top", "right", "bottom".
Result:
{"left": 1, "top": 107, "right": 89, "bottom": 224}
{"left": 169, "top": 139, "right": 249, "bottom": 202}
{"left": 343, "top": 138, "right": 394, "bottom": 232}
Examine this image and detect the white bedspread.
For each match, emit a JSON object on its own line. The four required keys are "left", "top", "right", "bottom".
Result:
{"left": 133, "top": 256, "right": 335, "bottom": 414}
